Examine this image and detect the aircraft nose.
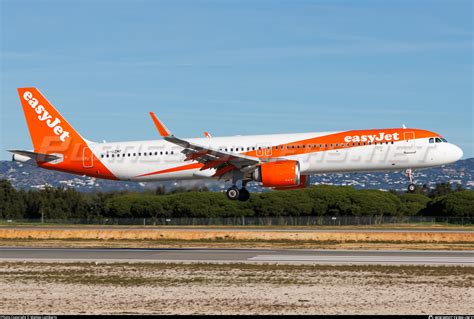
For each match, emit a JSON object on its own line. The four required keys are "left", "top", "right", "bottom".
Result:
{"left": 454, "top": 145, "right": 464, "bottom": 161}
{"left": 451, "top": 144, "right": 463, "bottom": 162}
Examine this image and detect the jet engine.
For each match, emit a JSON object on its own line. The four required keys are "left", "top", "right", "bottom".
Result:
{"left": 252, "top": 160, "right": 300, "bottom": 187}
{"left": 274, "top": 174, "right": 310, "bottom": 190}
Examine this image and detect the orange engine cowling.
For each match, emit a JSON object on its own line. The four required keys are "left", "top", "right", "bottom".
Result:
{"left": 253, "top": 160, "right": 300, "bottom": 187}
{"left": 274, "top": 175, "right": 310, "bottom": 190}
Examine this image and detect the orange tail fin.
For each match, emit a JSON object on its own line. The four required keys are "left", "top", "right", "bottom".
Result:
{"left": 17, "top": 88, "right": 117, "bottom": 180}
{"left": 17, "top": 88, "right": 84, "bottom": 154}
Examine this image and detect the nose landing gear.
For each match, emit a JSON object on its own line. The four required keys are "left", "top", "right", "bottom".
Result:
{"left": 405, "top": 169, "right": 416, "bottom": 193}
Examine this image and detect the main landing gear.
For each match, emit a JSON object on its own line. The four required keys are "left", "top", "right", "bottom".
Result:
{"left": 405, "top": 169, "right": 416, "bottom": 193}
{"left": 226, "top": 181, "right": 250, "bottom": 201}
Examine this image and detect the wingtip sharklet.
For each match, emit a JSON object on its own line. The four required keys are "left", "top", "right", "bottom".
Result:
{"left": 149, "top": 112, "right": 172, "bottom": 137}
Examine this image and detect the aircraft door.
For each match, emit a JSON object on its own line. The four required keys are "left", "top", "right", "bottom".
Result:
{"left": 83, "top": 147, "right": 94, "bottom": 168}
{"left": 403, "top": 131, "right": 416, "bottom": 154}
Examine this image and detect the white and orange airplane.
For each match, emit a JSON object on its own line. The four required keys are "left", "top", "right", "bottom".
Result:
{"left": 10, "top": 88, "right": 463, "bottom": 201}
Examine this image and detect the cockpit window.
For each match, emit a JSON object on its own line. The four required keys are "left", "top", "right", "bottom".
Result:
{"left": 441, "top": 138, "right": 448, "bottom": 142}
{"left": 429, "top": 138, "right": 434, "bottom": 143}
{"left": 435, "top": 138, "right": 442, "bottom": 143}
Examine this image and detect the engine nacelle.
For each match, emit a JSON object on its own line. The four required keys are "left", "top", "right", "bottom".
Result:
{"left": 253, "top": 160, "right": 300, "bottom": 187}
{"left": 274, "top": 174, "right": 310, "bottom": 190}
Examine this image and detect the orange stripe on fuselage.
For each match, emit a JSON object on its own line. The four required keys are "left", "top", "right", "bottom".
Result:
{"left": 242, "top": 128, "right": 440, "bottom": 159}
{"left": 137, "top": 163, "right": 203, "bottom": 177}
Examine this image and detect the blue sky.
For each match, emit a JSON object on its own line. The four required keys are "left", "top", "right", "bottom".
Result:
{"left": 1, "top": 0, "right": 472, "bottom": 159}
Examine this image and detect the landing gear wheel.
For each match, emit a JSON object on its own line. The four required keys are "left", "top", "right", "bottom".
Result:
{"left": 404, "top": 169, "right": 416, "bottom": 193}
{"left": 226, "top": 186, "right": 240, "bottom": 200}
{"left": 238, "top": 188, "right": 250, "bottom": 201}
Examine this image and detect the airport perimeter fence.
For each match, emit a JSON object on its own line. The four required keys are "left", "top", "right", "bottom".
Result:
{"left": 1, "top": 216, "right": 472, "bottom": 226}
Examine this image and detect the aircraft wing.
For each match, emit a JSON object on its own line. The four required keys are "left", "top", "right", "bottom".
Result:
{"left": 149, "top": 112, "right": 261, "bottom": 178}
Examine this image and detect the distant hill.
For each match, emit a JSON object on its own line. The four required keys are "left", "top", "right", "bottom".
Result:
{"left": 1, "top": 158, "right": 472, "bottom": 193}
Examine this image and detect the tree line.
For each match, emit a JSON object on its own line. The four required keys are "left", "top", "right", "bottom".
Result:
{"left": 0, "top": 179, "right": 472, "bottom": 221}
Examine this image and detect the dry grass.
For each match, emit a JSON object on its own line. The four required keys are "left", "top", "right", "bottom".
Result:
{"left": 1, "top": 227, "right": 473, "bottom": 244}
{"left": 1, "top": 261, "right": 472, "bottom": 314}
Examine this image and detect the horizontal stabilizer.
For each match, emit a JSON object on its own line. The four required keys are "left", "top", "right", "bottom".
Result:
{"left": 8, "top": 150, "right": 61, "bottom": 162}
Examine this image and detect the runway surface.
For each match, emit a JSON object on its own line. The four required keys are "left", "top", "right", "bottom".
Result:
{"left": 0, "top": 248, "right": 472, "bottom": 265}
{"left": 0, "top": 226, "right": 471, "bottom": 233}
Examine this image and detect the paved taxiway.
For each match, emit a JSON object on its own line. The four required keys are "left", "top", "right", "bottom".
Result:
{"left": 0, "top": 248, "right": 472, "bottom": 265}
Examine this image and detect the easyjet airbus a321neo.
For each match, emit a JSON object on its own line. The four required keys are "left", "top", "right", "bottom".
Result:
{"left": 10, "top": 88, "right": 463, "bottom": 201}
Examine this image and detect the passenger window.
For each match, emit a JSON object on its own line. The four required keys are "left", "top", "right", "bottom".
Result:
{"left": 155, "top": 152, "right": 158, "bottom": 155}
{"left": 302, "top": 145, "right": 306, "bottom": 148}
{"left": 106, "top": 154, "right": 109, "bottom": 158}
{"left": 160, "top": 152, "right": 163, "bottom": 155}
{"left": 138, "top": 153, "right": 141, "bottom": 156}
{"left": 165, "top": 151, "right": 168, "bottom": 155}
{"left": 133, "top": 153, "right": 136, "bottom": 157}
{"left": 128, "top": 154, "right": 131, "bottom": 157}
